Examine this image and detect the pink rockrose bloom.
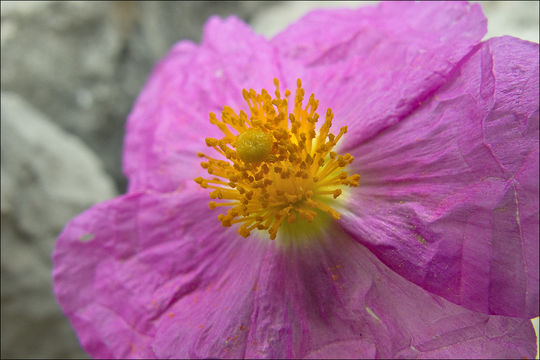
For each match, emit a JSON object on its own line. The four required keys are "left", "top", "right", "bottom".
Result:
{"left": 53, "top": 2, "right": 539, "bottom": 359}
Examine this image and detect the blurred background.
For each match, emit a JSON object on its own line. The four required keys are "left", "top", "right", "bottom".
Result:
{"left": 1, "top": 1, "right": 538, "bottom": 358}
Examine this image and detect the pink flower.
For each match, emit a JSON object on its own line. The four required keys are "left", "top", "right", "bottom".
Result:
{"left": 53, "top": 2, "right": 539, "bottom": 358}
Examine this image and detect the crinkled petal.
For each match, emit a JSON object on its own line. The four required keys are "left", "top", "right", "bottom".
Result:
{"left": 272, "top": 1, "right": 487, "bottom": 146}
{"left": 53, "top": 184, "right": 260, "bottom": 358}
{"left": 153, "top": 226, "right": 536, "bottom": 359}
{"left": 340, "top": 36, "right": 539, "bottom": 318}
{"left": 123, "top": 16, "right": 282, "bottom": 193}
{"left": 53, "top": 186, "right": 537, "bottom": 359}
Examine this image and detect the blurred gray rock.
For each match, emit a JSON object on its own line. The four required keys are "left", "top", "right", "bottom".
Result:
{"left": 1, "top": 92, "right": 116, "bottom": 359}
{"left": 0, "top": 1, "right": 276, "bottom": 192}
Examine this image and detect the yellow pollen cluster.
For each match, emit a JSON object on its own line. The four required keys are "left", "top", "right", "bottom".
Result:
{"left": 194, "top": 78, "right": 360, "bottom": 240}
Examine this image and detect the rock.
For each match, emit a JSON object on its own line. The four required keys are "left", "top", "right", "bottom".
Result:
{"left": 479, "top": 1, "right": 539, "bottom": 43}
{"left": 1, "top": 92, "right": 116, "bottom": 359}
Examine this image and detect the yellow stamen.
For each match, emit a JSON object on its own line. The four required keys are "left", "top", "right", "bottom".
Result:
{"left": 195, "top": 78, "right": 360, "bottom": 241}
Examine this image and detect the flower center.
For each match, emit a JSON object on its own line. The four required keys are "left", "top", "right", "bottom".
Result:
{"left": 195, "top": 78, "right": 360, "bottom": 241}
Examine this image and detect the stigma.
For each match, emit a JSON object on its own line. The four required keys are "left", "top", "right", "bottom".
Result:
{"left": 195, "top": 78, "right": 360, "bottom": 241}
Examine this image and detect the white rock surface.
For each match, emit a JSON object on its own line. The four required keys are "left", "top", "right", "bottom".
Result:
{"left": 1, "top": 92, "right": 116, "bottom": 359}
{"left": 480, "top": 1, "right": 539, "bottom": 43}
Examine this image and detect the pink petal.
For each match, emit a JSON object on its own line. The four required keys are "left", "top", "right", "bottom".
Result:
{"left": 272, "top": 1, "right": 487, "bottom": 145}
{"left": 123, "top": 16, "right": 281, "bottom": 194}
{"left": 153, "top": 227, "right": 535, "bottom": 359}
{"left": 340, "top": 36, "right": 539, "bottom": 318}
{"left": 53, "top": 184, "right": 251, "bottom": 358}
{"left": 53, "top": 186, "right": 536, "bottom": 359}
